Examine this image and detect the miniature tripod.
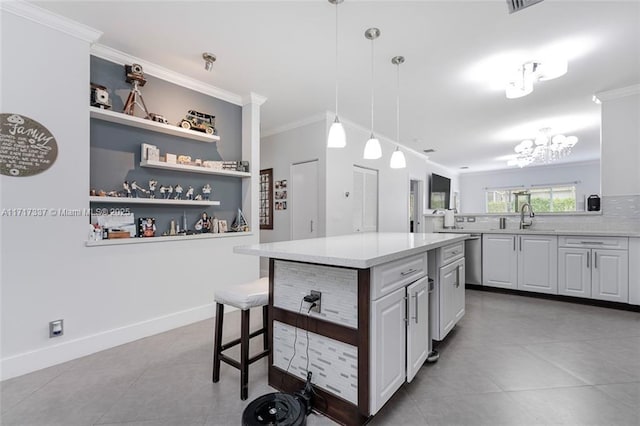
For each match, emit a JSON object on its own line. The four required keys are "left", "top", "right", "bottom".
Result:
{"left": 123, "top": 80, "right": 150, "bottom": 118}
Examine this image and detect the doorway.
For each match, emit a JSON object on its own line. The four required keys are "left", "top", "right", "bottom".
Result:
{"left": 353, "top": 165, "right": 378, "bottom": 233}
{"left": 291, "top": 160, "right": 319, "bottom": 240}
{"left": 409, "top": 179, "right": 423, "bottom": 233}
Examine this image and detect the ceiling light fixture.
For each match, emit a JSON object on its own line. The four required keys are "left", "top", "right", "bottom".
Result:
{"left": 363, "top": 28, "right": 382, "bottom": 160}
{"left": 507, "top": 127, "right": 578, "bottom": 167}
{"left": 390, "top": 56, "right": 407, "bottom": 169}
{"left": 506, "top": 59, "right": 567, "bottom": 99}
{"left": 327, "top": 0, "right": 346, "bottom": 148}
{"left": 202, "top": 52, "right": 216, "bottom": 72}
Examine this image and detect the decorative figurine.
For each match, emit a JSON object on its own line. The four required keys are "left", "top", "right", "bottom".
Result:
{"left": 202, "top": 183, "right": 212, "bottom": 200}
{"left": 159, "top": 184, "right": 166, "bottom": 198}
{"left": 123, "top": 181, "right": 131, "bottom": 197}
{"left": 185, "top": 186, "right": 194, "bottom": 200}
{"left": 131, "top": 181, "right": 148, "bottom": 198}
{"left": 194, "top": 194, "right": 203, "bottom": 201}
{"left": 195, "top": 212, "right": 212, "bottom": 233}
{"left": 166, "top": 185, "right": 174, "bottom": 199}
{"left": 149, "top": 179, "right": 158, "bottom": 199}
{"left": 178, "top": 110, "right": 217, "bottom": 135}
{"left": 174, "top": 184, "right": 183, "bottom": 199}
{"left": 169, "top": 218, "right": 177, "bottom": 236}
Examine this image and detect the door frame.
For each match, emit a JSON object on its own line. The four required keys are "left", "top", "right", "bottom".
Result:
{"left": 408, "top": 176, "right": 425, "bottom": 233}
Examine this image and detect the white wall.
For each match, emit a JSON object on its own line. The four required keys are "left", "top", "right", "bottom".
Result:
{"left": 458, "top": 160, "right": 601, "bottom": 213}
{"left": 1, "top": 10, "right": 259, "bottom": 380}
{"left": 601, "top": 90, "right": 640, "bottom": 196}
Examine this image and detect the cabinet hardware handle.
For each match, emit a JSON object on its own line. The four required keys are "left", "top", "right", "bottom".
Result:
{"left": 310, "top": 220, "right": 313, "bottom": 233}
{"left": 513, "top": 236, "right": 516, "bottom": 251}
{"left": 594, "top": 252, "right": 597, "bottom": 269}
{"left": 401, "top": 268, "right": 417, "bottom": 276}
{"left": 412, "top": 293, "right": 419, "bottom": 324}
{"left": 586, "top": 253, "right": 590, "bottom": 268}
{"left": 455, "top": 266, "right": 460, "bottom": 288}
{"left": 519, "top": 236, "right": 522, "bottom": 252}
{"left": 581, "top": 241, "right": 604, "bottom": 245}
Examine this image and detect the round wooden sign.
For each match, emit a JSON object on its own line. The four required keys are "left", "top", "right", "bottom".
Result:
{"left": 0, "top": 113, "right": 58, "bottom": 177}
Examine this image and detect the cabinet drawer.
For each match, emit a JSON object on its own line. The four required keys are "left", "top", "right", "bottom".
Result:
{"left": 372, "top": 253, "right": 427, "bottom": 300}
{"left": 559, "top": 236, "right": 628, "bottom": 250}
{"left": 441, "top": 242, "right": 464, "bottom": 265}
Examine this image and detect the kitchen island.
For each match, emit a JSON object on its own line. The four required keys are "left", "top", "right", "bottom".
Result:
{"left": 234, "top": 232, "right": 469, "bottom": 425}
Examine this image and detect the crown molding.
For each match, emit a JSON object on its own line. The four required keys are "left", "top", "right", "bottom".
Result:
{"left": 91, "top": 44, "right": 243, "bottom": 106}
{"left": 594, "top": 84, "right": 640, "bottom": 102}
{"left": 262, "top": 112, "right": 328, "bottom": 138}
{"left": 0, "top": 0, "right": 102, "bottom": 43}
{"left": 242, "top": 92, "right": 268, "bottom": 107}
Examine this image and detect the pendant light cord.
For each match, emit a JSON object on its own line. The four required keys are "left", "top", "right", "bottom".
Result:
{"left": 396, "top": 62, "right": 400, "bottom": 144}
{"left": 370, "top": 37, "right": 375, "bottom": 135}
{"left": 334, "top": 2, "right": 339, "bottom": 117}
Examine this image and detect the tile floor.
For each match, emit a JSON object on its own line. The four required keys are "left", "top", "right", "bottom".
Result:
{"left": 1, "top": 290, "right": 639, "bottom": 425}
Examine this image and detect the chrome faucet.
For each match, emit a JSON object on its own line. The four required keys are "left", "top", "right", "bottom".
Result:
{"left": 520, "top": 203, "right": 535, "bottom": 229}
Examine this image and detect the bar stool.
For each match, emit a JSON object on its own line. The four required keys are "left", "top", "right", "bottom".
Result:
{"left": 212, "top": 277, "right": 270, "bottom": 400}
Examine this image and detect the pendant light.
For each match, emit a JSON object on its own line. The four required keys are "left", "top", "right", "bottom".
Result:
{"left": 390, "top": 56, "right": 407, "bottom": 169}
{"left": 363, "top": 28, "right": 382, "bottom": 160}
{"left": 327, "top": 0, "right": 346, "bottom": 148}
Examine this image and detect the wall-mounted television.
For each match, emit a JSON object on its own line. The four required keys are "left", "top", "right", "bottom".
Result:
{"left": 429, "top": 173, "right": 451, "bottom": 210}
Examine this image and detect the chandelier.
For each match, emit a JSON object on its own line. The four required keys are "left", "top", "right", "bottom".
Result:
{"left": 508, "top": 128, "right": 578, "bottom": 168}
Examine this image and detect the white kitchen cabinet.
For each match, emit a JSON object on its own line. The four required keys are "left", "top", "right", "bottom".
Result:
{"left": 558, "top": 248, "right": 591, "bottom": 298}
{"left": 406, "top": 277, "right": 429, "bottom": 383}
{"left": 483, "top": 234, "right": 557, "bottom": 295}
{"left": 558, "top": 237, "right": 629, "bottom": 303}
{"left": 630, "top": 238, "right": 640, "bottom": 306}
{"left": 370, "top": 286, "right": 406, "bottom": 414}
{"left": 429, "top": 242, "right": 465, "bottom": 341}
{"left": 482, "top": 234, "right": 518, "bottom": 289}
{"left": 591, "top": 249, "right": 628, "bottom": 302}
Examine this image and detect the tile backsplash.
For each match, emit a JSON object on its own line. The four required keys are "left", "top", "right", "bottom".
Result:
{"left": 425, "top": 195, "right": 640, "bottom": 233}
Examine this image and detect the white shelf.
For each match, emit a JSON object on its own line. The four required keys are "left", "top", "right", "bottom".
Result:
{"left": 89, "top": 196, "right": 220, "bottom": 206}
{"left": 90, "top": 106, "right": 220, "bottom": 143}
{"left": 86, "top": 231, "right": 253, "bottom": 247}
{"left": 140, "top": 160, "right": 251, "bottom": 177}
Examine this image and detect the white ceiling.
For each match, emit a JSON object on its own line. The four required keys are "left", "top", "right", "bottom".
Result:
{"left": 34, "top": 0, "right": 640, "bottom": 173}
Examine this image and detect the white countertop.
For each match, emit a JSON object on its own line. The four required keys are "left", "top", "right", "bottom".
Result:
{"left": 439, "top": 229, "right": 640, "bottom": 237}
{"left": 234, "top": 232, "right": 470, "bottom": 268}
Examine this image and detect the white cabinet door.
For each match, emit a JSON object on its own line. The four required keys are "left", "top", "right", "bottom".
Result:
{"left": 517, "top": 235, "right": 558, "bottom": 294}
{"left": 406, "top": 277, "right": 428, "bottom": 383}
{"left": 558, "top": 248, "right": 591, "bottom": 298}
{"left": 370, "top": 287, "right": 406, "bottom": 414}
{"left": 439, "top": 258, "right": 465, "bottom": 339}
{"left": 482, "top": 234, "right": 517, "bottom": 289}
{"left": 592, "top": 249, "right": 629, "bottom": 303}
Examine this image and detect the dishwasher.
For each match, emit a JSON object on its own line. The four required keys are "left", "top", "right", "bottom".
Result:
{"left": 465, "top": 234, "right": 482, "bottom": 285}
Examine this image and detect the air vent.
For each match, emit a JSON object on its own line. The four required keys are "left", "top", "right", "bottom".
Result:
{"left": 507, "top": 0, "right": 544, "bottom": 14}
{"left": 423, "top": 149, "right": 436, "bottom": 153}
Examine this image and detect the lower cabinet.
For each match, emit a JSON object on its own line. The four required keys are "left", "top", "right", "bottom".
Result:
{"left": 483, "top": 234, "right": 558, "bottom": 294}
{"left": 559, "top": 247, "right": 629, "bottom": 302}
{"left": 370, "top": 276, "right": 428, "bottom": 414}
{"left": 437, "top": 258, "right": 465, "bottom": 339}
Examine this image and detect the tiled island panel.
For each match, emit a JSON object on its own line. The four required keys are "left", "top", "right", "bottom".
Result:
{"left": 273, "top": 320, "right": 358, "bottom": 404}
{"left": 273, "top": 260, "right": 358, "bottom": 328}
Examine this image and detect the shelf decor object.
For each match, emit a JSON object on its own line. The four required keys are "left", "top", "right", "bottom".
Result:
{"left": 89, "top": 196, "right": 220, "bottom": 206}
{"left": 90, "top": 106, "right": 220, "bottom": 143}
{"left": 140, "top": 159, "right": 250, "bottom": 177}
{"left": 363, "top": 28, "right": 382, "bottom": 160}
{"left": 327, "top": 0, "right": 346, "bottom": 149}
{"left": 390, "top": 56, "right": 407, "bottom": 169}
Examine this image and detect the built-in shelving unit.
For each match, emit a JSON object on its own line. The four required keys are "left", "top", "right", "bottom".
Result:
{"left": 86, "top": 231, "right": 252, "bottom": 247}
{"left": 140, "top": 159, "right": 251, "bottom": 177}
{"left": 89, "top": 196, "right": 220, "bottom": 206}
{"left": 90, "top": 106, "right": 221, "bottom": 143}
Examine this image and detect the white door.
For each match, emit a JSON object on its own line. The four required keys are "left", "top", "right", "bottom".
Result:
{"left": 353, "top": 166, "right": 378, "bottom": 233}
{"left": 439, "top": 258, "right": 465, "bottom": 339}
{"left": 482, "top": 234, "right": 518, "bottom": 289}
{"left": 291, "top": 160, "right": 319, "bottom": 240}
{"left": 370, "top": 287, "right": 406, "bottom": 414}
{"left": 517, "top": 235, "right": 558, "bottom": 294}
{"left": 558, "top": 248, "right": 591, "bottom": 298}
{"left": 409, "top": 179, "right": 423, "bottom": 233}
{"left": 592, "top": 249, "right": 629, "bottom": 303}
{"left": 406, "top": 277, "right": 428, "bottom": 382}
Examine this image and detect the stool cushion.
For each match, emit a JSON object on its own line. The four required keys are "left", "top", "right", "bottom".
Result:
{"left": 215, "top": 277, "right": 269, "bottom": 310}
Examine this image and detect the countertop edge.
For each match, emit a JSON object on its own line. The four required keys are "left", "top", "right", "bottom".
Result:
{"left": 438, "top": 229, "right": 640, "bottom": 237}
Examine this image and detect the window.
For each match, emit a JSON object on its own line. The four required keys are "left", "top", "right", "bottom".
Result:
{"left": 485, "top": 185, "right": 576, "bottom": 213}
{"left": 259, "top": 168, "right": 273, "bottom": 230}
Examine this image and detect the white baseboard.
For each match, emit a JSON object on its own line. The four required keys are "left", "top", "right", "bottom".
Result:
{"left": 1, "top": 303, "right": 218, "bottom": 381}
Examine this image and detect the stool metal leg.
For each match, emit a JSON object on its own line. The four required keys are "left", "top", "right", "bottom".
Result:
{"left": 212, "top": 303, "right": 224, "bottom": 383}
{"left": 240, "top": 309, "right": 250, "bottom": 400}
{"left": 262, "top": 305, "right": 269, "bottom": 351}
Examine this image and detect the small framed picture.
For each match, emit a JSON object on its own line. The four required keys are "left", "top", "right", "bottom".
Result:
{"left": 218, "top": 219, "right": 228, "bottom": 233}
{"left": 275, "top": 201, "right": 287, "bottom": 210}
{"left": 275, "top": 180, "right": 287, "bottom": 190}
{"left": 275, "top": 190, "right": 287, "bottom": 200}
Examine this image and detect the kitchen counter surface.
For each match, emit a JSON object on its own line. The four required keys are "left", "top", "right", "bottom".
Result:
{"left": 438, "top": 228, "right": 640, "bottom": 237}
{"left": 234, "top": 232, "right": 469, "bottom": 268}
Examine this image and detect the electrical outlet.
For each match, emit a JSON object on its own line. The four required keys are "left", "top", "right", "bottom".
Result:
{"left": 467, "top": 217, "right": 476, "bottom": 222}
{"left": 49, "top": 320, "right": 63, "bottom": 338}
{"left": 455, "top": 217, "right": 465, "bottom": 223}
{"left": 310, "top": 290, "right": 321, "bottom": 313}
